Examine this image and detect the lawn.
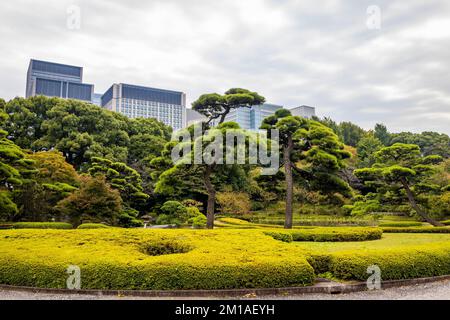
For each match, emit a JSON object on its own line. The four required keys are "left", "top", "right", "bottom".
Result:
{"left": 1, "top": 227, "right": 450, "bottom": 290}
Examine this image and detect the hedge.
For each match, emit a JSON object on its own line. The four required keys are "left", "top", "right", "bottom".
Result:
{"left": 0, "top": 229, "right": 449, "bottom": 290}
{"left": 382, "top": 227, "right": 450, "bottom": 234}
{"left": 13, "top": 222, "right": 73, "bottom": 230}
{"left": 378, "top": 222, "right": 424, "bottom": 228}
{"left": 442, "top": 220, "right": 450, "bottom": 226}
{"left": 77, "top": 223, "right": 111, "bottom": 229}
{"left": 0, "top": 229, "right": 315, "bottom": 290}
{"left": 266, "top": 227, "right": 383, "bottom": 243}
{"left": 323, "top": 244, "right": 450, "bottom": 280}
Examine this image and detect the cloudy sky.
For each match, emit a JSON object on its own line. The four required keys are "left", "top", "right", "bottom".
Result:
{"left": 1, "top": 0, "right": 450, "bottom": 134}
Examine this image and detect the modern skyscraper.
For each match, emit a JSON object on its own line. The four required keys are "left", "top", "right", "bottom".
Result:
{"left": 26, "top": 59, "right": 94, "bottom": 102}
{"left": 290, "top": 105, "right": 316, "bottom": 119}
{"left": 210, "top": 104, "right": 316, "bottom": 130}
{"left": 212, "top": 103, "right": 284, "bottom": 130}
{"left": 101, "top": 83, "right": 186, "bottom": 131}
{"left": 186, "top": 109, "right": 207, "bottom": 127}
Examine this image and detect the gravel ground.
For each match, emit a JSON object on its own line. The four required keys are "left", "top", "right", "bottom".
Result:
{"left": 0, "top": 280, "right": 449, "bottom": 300}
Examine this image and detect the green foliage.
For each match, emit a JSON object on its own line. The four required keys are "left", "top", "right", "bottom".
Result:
{"left": 0, "top": 191, "right": 18, "bottom": 220}
{"left": 338, "top": 122, "right": 367, "bottom": 147}
{"left": 356, "top": 135, "right": 383, "bottom": 167}
{"left": 344, "top": 199, "right": 381, "bottom": 216}
{"left": 374, "top": 124, "right": 391, "bottom": 146}
{"left": 389, "top": 131, "right": 450, "bottom": 158}
{"left": 13, "top": 222, "right": 73, "bottom": 229}
{"left": 88, "top": 157, "right": 149, "bottom": 211}
{"left": 327, "top": 244, "right": 450, "bottom": 281}
{"left": 56, "top": 175, "right": 122, "bottom": 226}
{"left": 355, "top": 143, "right": 446, "bottom": 225}
{"left": 266, "top": 227, "right": 383, "bottom": 242}
{"left": 77, "top": 223, "right": 111, "bottom": 229}
{"left": 192, "top": 88, "right": 265, "bottom": 124}
{"left": 0, "top": 229, "right": 316, "bottom": 290}
{"left": 378, "top": 222, "right": 424, "bottom": 227}
{"left": 382, "top": 226, "right": 450, "bottom": 233}
{"left": 216, "top": 191, "right": 251, "bottom": 215}
{"left": 4, "top": 96, "right": 171, "bottom": 168}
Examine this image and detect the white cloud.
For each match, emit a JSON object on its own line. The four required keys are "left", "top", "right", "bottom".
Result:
{"left": 0, "top": 0, "right": 449, "bottom": 134}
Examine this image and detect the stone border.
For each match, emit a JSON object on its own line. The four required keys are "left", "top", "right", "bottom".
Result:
{"left": 1, "top": 275, "right": 449, "bottom": 298}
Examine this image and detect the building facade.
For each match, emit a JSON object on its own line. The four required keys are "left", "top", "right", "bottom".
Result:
{"left": 290, "top": 105, "right": 316, "bottom": 119}
{"left": 26, "top": 59, "right": 94, "bottom": 102}
{"left": 211, "top": 103, "right": 283, "bottom": 130}
{"left": 101, "top": 83, "right": 186, "bottom": 131}
{"left": 186, "top": 109, "right": 207, "bottom": 127}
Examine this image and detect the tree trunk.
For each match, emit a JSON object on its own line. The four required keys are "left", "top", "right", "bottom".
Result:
{"left": 204, "top": 166, "right": 216, "bottom": 229}
{"left": 284, "top": 137, "right": 294, "bottom": 229}
{"left": 219, "top": 107, "right": 231, "bottom": 125}
{"left": 400, "top": 178, "right": 444, "bottom": 227}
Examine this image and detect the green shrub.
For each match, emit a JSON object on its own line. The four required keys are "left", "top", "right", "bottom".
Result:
{"left": 266, "top": 227, "right": 383, "bottom": 242}
{"left": 77, "top": 223, "right": 111, "bottom": 229}
{"left": 291, "top": 227, "right": 383, "bottom": 242}
{"left": 442, "top": 220, "right": 450, "bottom": 226}
{"left": 0, "top": 223, "right": 14, "bottom": 230}
{"left": 328, "top": 245, "right": 450, "bottom": 281}
{"left": 13, "top": 222, "right": 73, "bottom": 230}
{"left": 191, "top": 215, "right": 207, "bottom": 229}
{"left": 382, "top": 227, "right": 450, "bottom": 234}
{"left": 0, "top": 229, "right": 315, "bottom": 290}
{"left": 379, "top": 222, "right": 424, "bottom": 228}
{"left": 264, "top": 231, "right": 293, "bottom": 243}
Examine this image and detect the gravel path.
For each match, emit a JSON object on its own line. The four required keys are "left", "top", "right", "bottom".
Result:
{"left": 0, "top": 280, "right": 449, "bottom": 300}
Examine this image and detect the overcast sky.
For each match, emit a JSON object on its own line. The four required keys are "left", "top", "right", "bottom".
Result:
{"left": 1, "top": 0, "right": 450, "bottom": 134}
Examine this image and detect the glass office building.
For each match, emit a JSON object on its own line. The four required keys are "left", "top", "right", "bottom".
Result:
{"left": 101, "top": 83, "right": 186, "bottom": 131}
{"left": 212, "top": 103, "right": 283, "bottom": 130}
{"left": 211, "top": 104, "right": 316, "bottom": 130}
{"left": 26, "top": 59, "right": 94, "bottom": 102}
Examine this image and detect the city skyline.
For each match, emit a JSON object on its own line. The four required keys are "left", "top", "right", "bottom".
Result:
{"left": 1, "top": 1, "right": 450, "bottom": 134}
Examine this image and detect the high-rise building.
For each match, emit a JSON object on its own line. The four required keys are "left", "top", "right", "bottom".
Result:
{"left": 186, "top": 109, "right": 207, "bottom": 127}
{"left": 212, "top": 103, "right": 284, "bottom": 130}
{"left": 101, "top": 83, "right": 186, "bottom": 131}
{"left": 210, "top": 104, "right": 316, "bottom": 130}
{"left": 290, "top": 105, "right": 316, "bottom": 119}
{"left": 26, "top": 59, "right": 94, "bottom": 102}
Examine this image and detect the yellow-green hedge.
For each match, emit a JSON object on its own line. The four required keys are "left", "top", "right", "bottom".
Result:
{"left": 13, "top": 222, "right": 73, "bottom": 230}
{"left": 0, "top": 229, "right": 449, "bottom": 290}
{"left": 325, "top": 244, "right": 450, "bottom": 280}
{"left": 77, "top": 223, "right": 111, "bottom": 229}
{"left": 266, "top": 227, "right": 383, "bottom": 242}
{"left": 0, "top": 229, "right": 314, "bottom": 290}
{"left": 382, "top": 227, "right": 450, "bottom": 233}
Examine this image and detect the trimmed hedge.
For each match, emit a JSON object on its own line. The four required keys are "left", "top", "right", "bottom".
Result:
{"left": 13, "top": 222, "right": 73, "bottom": 230}
{"left": 442, "top": 220, "right": 450, "bottom": 226}
{"left": 379, "top": 222, "right": 424, "bottom": 228}
{"left": 0, "top": 229, "right": 315, "bottom": 290}
{"left": 0, "top": 229, "right": 449, "bottom": 290}
{"left": 324, "top": 244, "right": 450, "bottom": 281}
{"left": 382, "top": 227, "right": 450, "bottom": 234}
{"left": 77, "top": 223, "right": 111, "bottom": 229}
{"left": 266, "top": 227, "right": 383, "bottom": 243}
{"left": 0, "top": 224, "right": 14, "bottom": 230}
